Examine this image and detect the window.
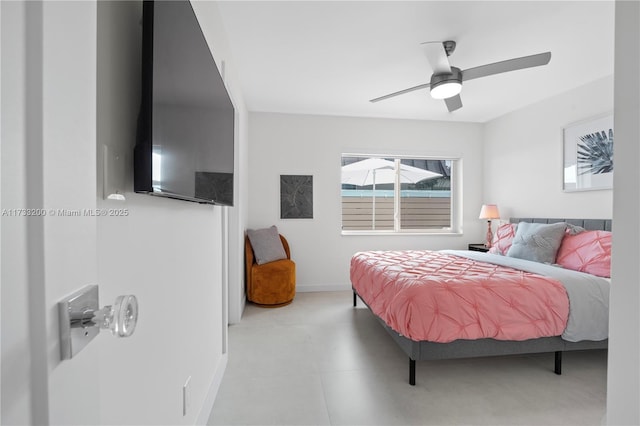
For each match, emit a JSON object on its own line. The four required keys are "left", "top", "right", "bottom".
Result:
{"left": 341, "top": 154, "right": 460, "bottom": 234}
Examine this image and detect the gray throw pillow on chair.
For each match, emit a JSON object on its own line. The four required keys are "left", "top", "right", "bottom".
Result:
{"left": 506, "top": 222, "right": 567, "bottom": 264}
{"left": 247, "top": 225, "right": 287, "bottom": 265}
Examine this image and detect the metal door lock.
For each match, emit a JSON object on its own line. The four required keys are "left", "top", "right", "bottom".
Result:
{"left": 59, "top": 285, "right": 138, "bottom": 360}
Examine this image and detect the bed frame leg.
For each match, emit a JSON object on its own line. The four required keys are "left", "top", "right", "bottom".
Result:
{"left": 353, "top": 291, "right": 357, "bottom": 307}
{"left": 409, "top": 358, "right": 416, "bottom": 386}
{"left": 554, "top": 351, "right": 562, "bottom": 375}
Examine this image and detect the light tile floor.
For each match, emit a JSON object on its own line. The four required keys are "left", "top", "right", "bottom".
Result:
{"left": 208, "top": 291, "right": 607, "bottom": 425}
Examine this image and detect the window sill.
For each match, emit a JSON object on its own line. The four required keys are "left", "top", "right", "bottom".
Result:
{"left": 341, "top": 230, "right": 463, "bottom": 236}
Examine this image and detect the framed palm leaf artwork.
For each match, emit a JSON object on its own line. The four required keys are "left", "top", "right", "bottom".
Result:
{"left": 563, "top": 113, "right": 613, "bottom": 192}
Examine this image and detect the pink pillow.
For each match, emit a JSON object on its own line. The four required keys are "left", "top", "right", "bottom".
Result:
{"left": 556, "top": 230, "right": 612, "bottom": 277}
{"left": 488, "top": 223, "right": 517, "bottom": 255}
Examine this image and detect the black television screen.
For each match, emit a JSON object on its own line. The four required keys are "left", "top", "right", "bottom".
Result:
{"left": 135, "top": 0, "right": 235, "bottom": 206}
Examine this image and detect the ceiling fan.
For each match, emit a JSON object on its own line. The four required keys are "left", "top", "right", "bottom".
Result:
{"left": 369, "top": 41, "right": 551, "bottom": 112}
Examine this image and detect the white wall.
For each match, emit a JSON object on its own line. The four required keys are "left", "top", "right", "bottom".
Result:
{"left": 0, "top": 0, "right": 248, "bottom": 424}
{"left": 95, "top": 1, "right": 249, "bottom": 424}
{"left": 483, "top": 76, "right": 614, "bottom": 219}
{"left": 3, "top": 2, "right": 101, "bottom": 424}
{"left": 42, "top": 2, "right": 101, "bottom": 423}
{"left": 248, "top": 113, "right": 484, "bottom": 290}
{"left": 1, "top": 3, "right": 36, "bottom": 423}
{"left": 607, "top": 1, "right": 640, "bottom": 423}
{"left": 191, "top": 0, "right": 249, "bottom": 326}
{"left": 97, "top": 2, "right": 222, "bottom": 424}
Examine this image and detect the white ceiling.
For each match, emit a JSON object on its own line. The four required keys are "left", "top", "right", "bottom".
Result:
{"left": 217, "top": 1, "right": 615, "bottom": 123}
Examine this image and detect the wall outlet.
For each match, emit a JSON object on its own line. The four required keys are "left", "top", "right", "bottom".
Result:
{"left": 182, "top": 376, "right": 191, "bottom": 417}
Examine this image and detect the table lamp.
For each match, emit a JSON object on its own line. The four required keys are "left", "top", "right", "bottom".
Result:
{"left": 479, "top": 204, "right": 500, "bottom": 248}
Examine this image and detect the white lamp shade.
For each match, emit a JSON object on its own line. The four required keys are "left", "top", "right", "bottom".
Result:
{"left": 479, "top": 204, "right": 500, "bottom": 220}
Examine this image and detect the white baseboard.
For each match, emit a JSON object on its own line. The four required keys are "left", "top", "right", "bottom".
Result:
{"left": 196, "top": 353, "right": 228, "bottom": 425}
{"left": 296, "top": 284, "right": 351, "bottom": 292}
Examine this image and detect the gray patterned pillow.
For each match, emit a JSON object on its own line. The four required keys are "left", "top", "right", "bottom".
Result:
{"left": 247, "top": 225, "right": 287, "bottom": 265}
{"left": 506, "top": 222, "right": 567, "bottom": 264}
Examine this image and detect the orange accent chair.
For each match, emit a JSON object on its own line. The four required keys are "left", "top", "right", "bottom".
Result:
{"left": 245, "top": 234, "right": 296, "bottom": 307}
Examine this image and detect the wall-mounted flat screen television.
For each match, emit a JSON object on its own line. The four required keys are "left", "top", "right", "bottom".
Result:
{"left": 135, "top": 0, "right": 235, "bottom": 206}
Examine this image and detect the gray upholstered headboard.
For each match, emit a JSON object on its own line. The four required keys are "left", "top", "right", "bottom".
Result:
{"left": 509, "top": 218, "right": 612, "bottom": 232}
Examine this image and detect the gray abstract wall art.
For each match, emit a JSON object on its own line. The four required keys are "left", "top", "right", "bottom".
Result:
{"left": 280, "top": 175, "right": 313, "bottom": 219}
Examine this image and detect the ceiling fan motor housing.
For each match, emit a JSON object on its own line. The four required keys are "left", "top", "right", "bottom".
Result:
{"left": 442, "top": 40, "right": 456, "bottom": 56}
{"left": 430, "top": 66, "right": 463, "bottom": 99}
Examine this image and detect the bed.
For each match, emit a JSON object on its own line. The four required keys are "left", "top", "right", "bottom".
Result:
{"left": 351, "top": 218, "right": 611, "bottom": 385}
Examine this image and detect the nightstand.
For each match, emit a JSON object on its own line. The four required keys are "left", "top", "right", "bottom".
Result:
{"left": 468, "top": 243, "right": 489, "bottom": 253}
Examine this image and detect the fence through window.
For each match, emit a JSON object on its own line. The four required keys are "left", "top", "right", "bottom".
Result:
{"left": 341, "top": 156, "right": 455, "bottom": 232}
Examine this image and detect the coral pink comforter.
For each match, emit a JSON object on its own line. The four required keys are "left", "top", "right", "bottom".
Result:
{"left": 350, "top": 250, "right": 569, "bottom": 343}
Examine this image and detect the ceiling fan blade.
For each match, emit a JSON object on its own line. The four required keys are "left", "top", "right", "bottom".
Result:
{"left": 369, "top": 82, "right": 431, "bottom": 103}
{"left": 444, "top": 95, "right": 463, "bottom": 112}
{"left": 462, "top": 52, "right": 551, "bottom": 82}
{"left": 421, "top": 41, "right": 451, "bottom": 74}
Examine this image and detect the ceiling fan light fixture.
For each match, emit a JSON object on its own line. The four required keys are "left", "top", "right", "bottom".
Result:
{"left": 430, "top": 81, "right": 462, "bottom": 99}
{"left": 429, "top": 67, "right": 462, "bottom": 99}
